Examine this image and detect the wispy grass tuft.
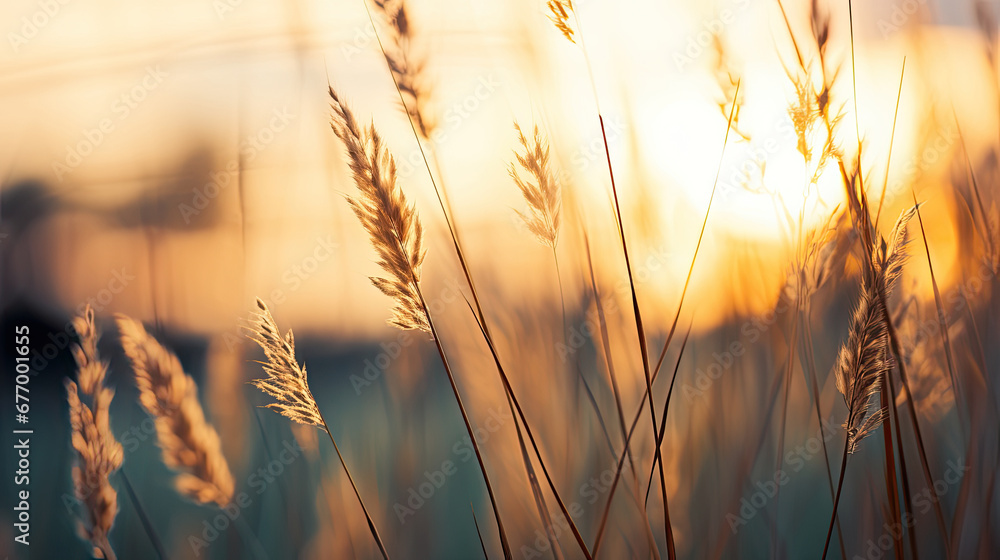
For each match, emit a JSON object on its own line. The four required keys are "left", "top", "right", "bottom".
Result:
{"left": 329, "top": 83, "right": 513, "bottom": 559}
{"left": 509, "top": 122, "right": 561, "bottom": 248}
{"left": 116, "top": 314, "right": 235, "bottom": 507}
{"left": 68, "top": 306, "right": 122, "bottom": 560}
{"left": 329, "top": 85, "right": 430, "bottom": 334}
{"left": 244, "top": 301, "right": 324, "bottom": 427}
{"left": 244, "top": 298, "right": 391, "bottom": 560}
{"left": 371, "top": 0, "right": 435, "bottom": 138}
{"left": 547, "top": 0, "right": 576, "bottom": 43}
{"left": 822, "top": 205, "right": 918, "bottom": 559}
{"left": 834, "top": 205, "right": 915, "bottom": 454}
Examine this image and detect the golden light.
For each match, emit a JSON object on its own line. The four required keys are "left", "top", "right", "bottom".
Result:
{"left": 2, "top": 1, "right": 998, "bottom": 559}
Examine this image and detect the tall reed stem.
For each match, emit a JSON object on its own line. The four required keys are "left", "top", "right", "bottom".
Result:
{"left": 119, "top": 470, "right": 167, "bottom": 560}
{"left": 821, "top": 435, "right": 852, "bottom": 560}
{"left": 799, "top": 316, "right": 847, "bottom": 560}
{"left": 415, "top": 287, "right": 514, "bottom": 560}
{"left": 319, "top": 413, "right": 390, "bottom": 560}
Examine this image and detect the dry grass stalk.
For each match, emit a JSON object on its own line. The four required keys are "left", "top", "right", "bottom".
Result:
{"left": 789, "top": 74, "right": 821, "bottom": 164}
{"left": 329, "top": 86, "right": 430, "bottom": 334}
{"left": 329, "top": 85, "right": 512, "bottom": 558}
{"left": 372, "top": 0, "right": 435, "bottom": 138}
{"left": 786, "top": 71, "right": 841, "bottom": 186}
{"left": 72, "top": 306, "right": 107, "bottom": 396}
{"left": 777, "top": 0, "right": 846, "bottom": 194}
{"left": 68, "top": 306, "right": 123, "bottom": 560}
{"left": 510, "top": 122, "right": 561, "bottom": 248}
{"left": 243, "top": 299, "right": 323, "bottom": 426}
{"left": 547, "top": 0, "right": 576, "bottom": 43}
{"left": 834, "top": 205, "right": 917, "bottom": 453}
{"left": 244, "top": 298, "right": 391, "bottom": 560}
{"left": 972, "top": 3, "right": 1000, "bottom": 273}
{"left": 68, "top": 384, "right": 123, "bottom": 560}
{"left": 116, "top": 314, "right": 235, "bottom": 507}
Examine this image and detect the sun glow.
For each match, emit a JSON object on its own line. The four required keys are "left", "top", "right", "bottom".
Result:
{"left": 640, "top": 68, "right": 849, "bottom": 245}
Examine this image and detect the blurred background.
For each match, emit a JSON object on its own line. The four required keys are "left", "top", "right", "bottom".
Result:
{"left": 1, "top": 0, "right": 999, "bottom": 557}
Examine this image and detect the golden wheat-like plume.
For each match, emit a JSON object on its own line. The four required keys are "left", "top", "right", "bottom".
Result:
{"left": 782, "top": 43, "right": 841, "bottom": 187}
{"left": 72, "top": 306, "right": 107, "bottom": 396}
{"left": 116, "top": 315, "right": 235, "bottom": 506}
{"left": 329, "top": 86, "right": 430, "bottom": 333}
{"left": 509, "top": 122, "right": 562, "bottom": 248}
{"left": 834, "top": 206, "right": 917, "bottom": 453}
{"left": 789, "top": 74, "right": 820, "bottom": 164}
{"left": 372, "top": 0, "right": 435, "bottom": 137}
{"left": 68, "top": 306, "right": 122, "bottom": 560}
{"left": 833, "top": 278, "right": 891, "bottom": 454}
{"left": 243, "top": 298, "right": 392, "bottom": 559}
{"left": 243, "top": 298, "right": 324, "bottom": 426}
{"left": 68, "top": 383, "right": 123, "bottom": 560}
{"left": 547, "top": 0, "right": 576, "bottom": 43}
